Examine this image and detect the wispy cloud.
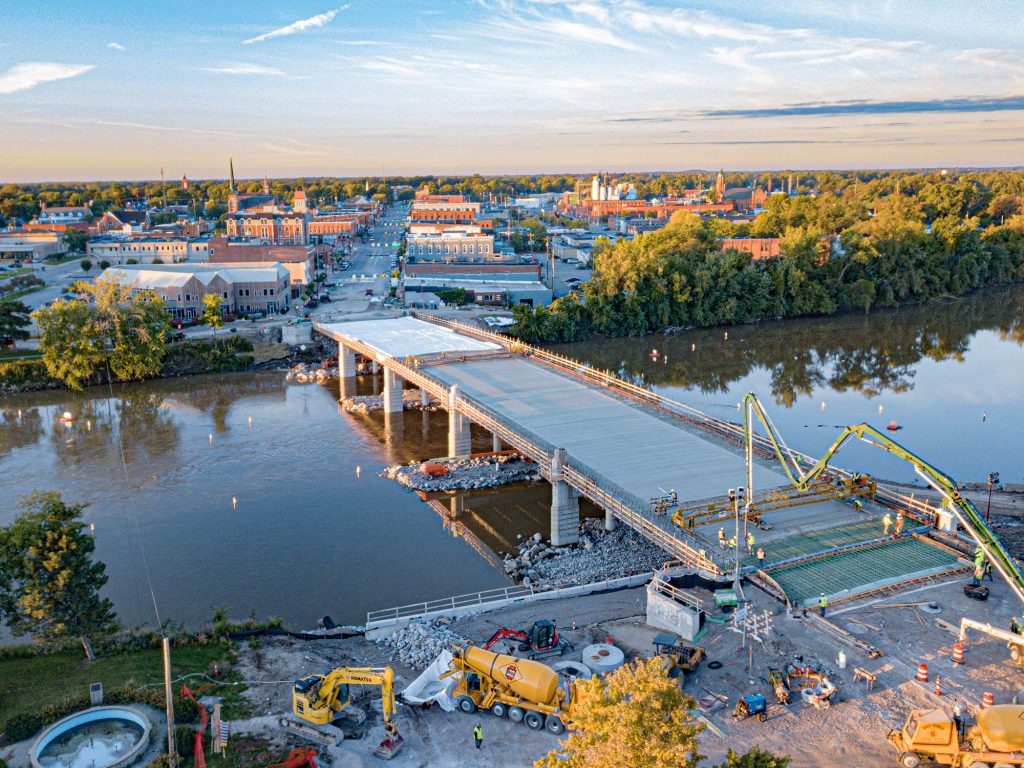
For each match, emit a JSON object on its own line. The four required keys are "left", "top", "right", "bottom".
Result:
{"left": 243, "top": 5, "right": 350, "bottom": 45}
{"left": 205, "top": 63, "right": 286, "bottom": 77}
{"left": 107, "top": 42, "right": 126, "bottom": 52}
{"left": 701, "top": 95, "right": 1024, "bottom": 119}
{"left": 955, "top": 48, "right": 1024, "bottom": 75}
{"left": 0, "top": 62, "right": 95, "bottom": 95}
{"left": 356, "top": 57, "right": 423, "bottom": 78}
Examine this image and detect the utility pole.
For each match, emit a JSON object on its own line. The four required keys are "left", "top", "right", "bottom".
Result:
{"left": 547, "top": 237, "right": 554, "bottom": 291}
{"left": 729, "top": 486, "right": 745, "bottom": 593}
{"left": 163, "top": 637, "right": 176, "bottom": 768}
{"left": 986, "top": 472, "right": 1000, "bottom": 522}
{"left": 160, "top": 167, "right": 167, "bottom": 210}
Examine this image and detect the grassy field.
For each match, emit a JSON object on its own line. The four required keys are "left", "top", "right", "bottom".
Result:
{"left": 0, "top": 641, "right": 247, "bottom": 726}
{"left": 0, "top": 349, "right": 41, "bottom": 360}
{"left": 1, "top": 284, "right": 45, "bottom": 300}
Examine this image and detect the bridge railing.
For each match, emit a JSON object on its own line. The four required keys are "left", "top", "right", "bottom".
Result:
{"left": 366, "top": 584, "right": 535, "bottom": 625}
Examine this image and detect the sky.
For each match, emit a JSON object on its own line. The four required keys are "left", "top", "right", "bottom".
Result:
{"left": 1, "top": 0, "right": 1023, "bottom": 181}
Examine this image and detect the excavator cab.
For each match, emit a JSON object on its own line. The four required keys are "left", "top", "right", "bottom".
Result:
{"left": 292, "top": 675, "right": 349, "bottom": 721}
{"left": 527, "top": 620, "right": 558, "bottom": 651}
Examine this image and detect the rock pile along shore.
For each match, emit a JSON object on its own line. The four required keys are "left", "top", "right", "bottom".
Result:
{"left": 381, "top": 454, "right": 541, "bottom": 492}
{"left": 342, "top": 390, "right": 443, "bottom": 413}
{"left": 286, "top": 362, "right": 338, "bottom": 383}
{"left": 503, "top": 519, "right": 668, "bottom": 589}
{"left": 376, "top": 619, "right": 468, "bottom": 670}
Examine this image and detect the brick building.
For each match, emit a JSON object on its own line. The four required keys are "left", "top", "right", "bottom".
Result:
{"left": 207, "top": 237, "right": 314, "bottom": 292}
{"left": 225, "top": 212, "right": 308, "bottom": 245}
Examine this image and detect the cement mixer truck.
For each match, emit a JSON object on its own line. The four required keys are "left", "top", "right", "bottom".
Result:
{"left": 441, "top": 644, "right": 582, "bottom": 735}
{"left": 888, "top": 705, "right": 1024, "bottom": 767}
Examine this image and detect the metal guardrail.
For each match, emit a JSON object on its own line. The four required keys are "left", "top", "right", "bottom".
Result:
{"left": 366, "top": 584, "right": 535, "bottom": 625}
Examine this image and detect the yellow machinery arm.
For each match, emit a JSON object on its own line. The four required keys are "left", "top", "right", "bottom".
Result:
{"left": 741, "top": 392, "right": 1024, "bottom": 608}
{"left": 299, "top": 666, "right": 399, "bottom": 737}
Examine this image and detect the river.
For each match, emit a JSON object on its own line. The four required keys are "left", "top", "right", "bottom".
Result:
{"left": 0, "top": 286, "right": 1021, "bottom": 632}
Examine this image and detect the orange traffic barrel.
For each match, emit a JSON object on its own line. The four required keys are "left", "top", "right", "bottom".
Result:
{"left": 916, "top": 663, "right": 928, "bottom": 683}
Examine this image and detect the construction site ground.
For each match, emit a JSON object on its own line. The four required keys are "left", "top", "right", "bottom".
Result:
{"left": 229, "top": 575, "right": 1022, "bottom": 768}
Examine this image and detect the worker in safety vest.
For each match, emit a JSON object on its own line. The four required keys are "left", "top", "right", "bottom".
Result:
{"left": 972, "top": 565, "right": 984, "bottom": 586}
{"left": 985, "top": 561, "right": 994, "bottom": 582}
{"left": 718, "top": 528, "right": 726, "bottom": 549}
{"left": 894, "top": 512, "right": 904, "bottom": 537}
{"left": 854, "top": 499, "right": 863, "bottom": 510}
{"left": 882, "top": 513, "right": 892, "bottom": 535}
{"left": 974, "top": 546, "right": 985, "bottom": 568}
{"left": 818, "top": 593, "right": 828, "bottom": 617}
{"left": 474, "top": 723, "right": 483, "bottom": 750}
{"left": 756, "top": 547, "right": 765, "bottom": 567}
{"left": 727, "top": 536, "right": 736, "bottom": 551}
{"left": 746, "top": 532, "right": 755, "bottom": 555}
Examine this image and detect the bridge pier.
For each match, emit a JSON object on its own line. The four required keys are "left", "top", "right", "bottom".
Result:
{"left": 550, "top": 448, "right": 580, "bottom": 546}
{"left": 448, "top": 385, "right": 471, "bottom": 457}
{"left": 492, "top": 433, "right": 502, "bottom": 453}
{"left": 382, "top": 366, "right": 403, "bottom": 413}
{"left": 604, "top": 508, "right": 617, "bottom": 531}
{"left": 371, "top": 359, "right": 379, "bottom": 375}
{"left": 338, "top": 343, "right": 357, "bottom": 378}
{"left": 421, "top": 388, "right": 429, "bottom": 408}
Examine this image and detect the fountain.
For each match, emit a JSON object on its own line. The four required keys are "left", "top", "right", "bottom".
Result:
{"left": 31, "top": 707, "right": 151, "bottom": 768}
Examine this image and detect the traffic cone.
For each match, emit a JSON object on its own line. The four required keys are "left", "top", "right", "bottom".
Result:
{"left": 916, "top": 663, "right": 929, "bottom": 683}
{"left": 935, "top": 674, "right": 941, "bottom": 696}
{"left": 951, "top": 642, "right": 965, "bottom": 665}
{"left": 982, "top": 692, "right": 994, "bottom": 709}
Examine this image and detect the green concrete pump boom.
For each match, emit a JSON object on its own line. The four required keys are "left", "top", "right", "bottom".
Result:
{"left": 741, "top": 392, "right": 1024, "bottom": 608}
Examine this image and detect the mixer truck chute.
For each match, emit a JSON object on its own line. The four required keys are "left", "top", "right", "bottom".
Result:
{"left": 441, "top": 644, "right": 582, "bottom": 735}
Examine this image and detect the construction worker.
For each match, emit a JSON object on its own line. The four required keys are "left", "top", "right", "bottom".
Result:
{"left": 953, "top": 702, "right": 965, "bottom": 739}
{"left": 727, "top": 536, "right": 736, "bottom": 551}
{"left": 972, "top": 564, "right": 984, "bottom": 586}
{"left": 854, "top": 499, "right": 863, "bottom": 510}
{"left": 894, "top": 512, "right": 904, "bottom": 537}
{"left": 882, "top": 513, "right": 893, "bottom": 535}
{"left": 718, "top": 527, "right": 726, "bottom": 549}
{"left": 756, "top": 547, "right": 765, "bottom": 568}
{"left": 974, "top": 546, "right": 986, "bottom": 569}
{"left": 473, "top": 723, "right": 483, "bottom": 750}
{"left": 746, "top": 532, "right": 755, "bottom": 555}
{"left": 698, "top": 547, "right": 707, "bottom": 561}
{"left": 818, "top": 593, "right": 828, "bottom": 617}
{"left": 985, "top": 560, "right": 994, "bottom": 582}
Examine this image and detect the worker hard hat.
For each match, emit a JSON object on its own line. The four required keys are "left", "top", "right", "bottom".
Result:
{"left": 821, "top": 592, "right": 825, "bottom": 596}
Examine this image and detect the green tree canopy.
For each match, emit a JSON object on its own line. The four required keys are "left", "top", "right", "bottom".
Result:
{"left": 0, "top": 491, "right": 116, "bottom": 651}
{"left": 200, "top": 293, "right": 224, "bottom": 333}
{"left": 0, "top": 299, "right": 32, "bottom": 346}
{"left": 32, "top": 276, "right": 170, "bottom": 389}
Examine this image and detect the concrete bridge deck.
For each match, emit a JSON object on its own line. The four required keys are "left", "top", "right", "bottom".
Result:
{"left": 315, "top": 315, "right": 961, "bottom": 603}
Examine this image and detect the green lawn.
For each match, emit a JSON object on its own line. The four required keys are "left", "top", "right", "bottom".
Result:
{"left": 0, "top": 642, "right": 246, "bottom": 726}
{"left": 0, "top": 349, "right": 41, "bottom": 360}
{"left": 1, "top": 284, "right": 45, "bottom": 300}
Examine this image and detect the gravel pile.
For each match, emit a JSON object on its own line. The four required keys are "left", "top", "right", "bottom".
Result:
{"left": 504, "top": 519, "right": 667, "bottom": 588}
{"left": 342, "top": 390, "right": 442, "bottom": 413}
{"left": 286, "top": 362, "right": 338, "bottom": 383}
{"left": 376, "top": 619, "right": 468, "bottom": 670}
{"left": 381, "top": 454, "right": 541, "bottom": 492}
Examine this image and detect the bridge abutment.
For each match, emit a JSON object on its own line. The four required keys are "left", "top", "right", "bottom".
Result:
{"left": 550, "top": 448, "right": 580, "bottom": 545}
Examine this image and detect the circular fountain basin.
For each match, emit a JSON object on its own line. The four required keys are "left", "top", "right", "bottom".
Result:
{"left": 31, "top": 706, "right": 151, "bottom": 768}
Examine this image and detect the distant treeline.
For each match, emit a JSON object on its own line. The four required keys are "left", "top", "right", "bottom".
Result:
{"left": 509, "top": 170, "right": 1024, "bottom": 341}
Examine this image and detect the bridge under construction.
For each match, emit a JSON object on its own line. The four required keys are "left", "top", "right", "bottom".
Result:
{"left": 315, "top": 315, "right": 975, "bottom": 609}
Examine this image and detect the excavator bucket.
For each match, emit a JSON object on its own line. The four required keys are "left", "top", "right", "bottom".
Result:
{"left": 373, "top": 732, "right": 405, "bottom": 760}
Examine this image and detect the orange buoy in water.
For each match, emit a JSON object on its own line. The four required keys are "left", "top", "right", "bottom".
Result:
{"left": 887, "top": 420, "right": 902, "bottom": 431}
{"left": 57, "top": 411, "right": 75, "bottom": 423}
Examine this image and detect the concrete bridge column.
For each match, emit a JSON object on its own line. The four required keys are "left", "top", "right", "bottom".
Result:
{"left": 371, "top": 359, "right": 379, "bottom": 375}
{"left": 338, "top": 343, "right": 357, "bottom": 378}
{"left": 492, "top": 433, "right": 502, "bottom": 453}
{"left": 604, "top": 507, "right": 617, "bottom": 531}
{"left": 550, "top": 448, "right": 580, "bottom": 546}
{"left": 421, "top": 388, "right": 430, "bottom": 407}
{"left": 448, "top": 384, "right": 471, "bottom": 457}
{"left": 382, "top": 366, "right": 403, "bottom": 413}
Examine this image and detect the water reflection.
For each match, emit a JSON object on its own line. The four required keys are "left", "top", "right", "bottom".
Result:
{"left": 558, "top": 285, "right": 1024, "bottom": 407}
{"left": 0, "top": 407, "right": 44, "bottom": 458}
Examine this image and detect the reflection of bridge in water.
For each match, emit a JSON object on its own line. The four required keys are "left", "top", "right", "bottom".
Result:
{"left": 316, "top": 315, "right": 965, "bottom": 608}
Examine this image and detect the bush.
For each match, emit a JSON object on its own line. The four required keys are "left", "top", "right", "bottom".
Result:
{"left": 98, "top": 260, "right": 111, "bottom": 270}
{"left": 79, "top": 259, "right": 92, "bottom": 272}
{"left": 126, "top": 258, "right": 139, "bottom": 265}
{"left": 4, "top": 712, "right": 42, "bottom": 742}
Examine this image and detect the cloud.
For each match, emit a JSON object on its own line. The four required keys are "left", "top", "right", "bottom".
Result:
{"left": 107, "top": 42, "right": 126, "bottom": 51}
{"left": 0, "top": 62, "right": 96, "bottom": 94}
{"left": 243, "top": 5, "right": 350, "bottom": 45}
{"left": 955, "top": 48, "right": 1024, "bottom": 75}
{"left": 700, "top": 95, "right": 1024, "bottom": 118}
{"left": 205, "top": 63, "right": 286, "bottom": 76}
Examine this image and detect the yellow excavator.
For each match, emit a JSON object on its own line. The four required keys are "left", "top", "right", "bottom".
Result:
{"left": 283, "top": 666, "right": 405, "bottom": 760}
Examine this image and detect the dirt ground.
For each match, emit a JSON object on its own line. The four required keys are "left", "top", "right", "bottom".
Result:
{"left": 229, "top": 577, "right": 1021, "bottom": 768}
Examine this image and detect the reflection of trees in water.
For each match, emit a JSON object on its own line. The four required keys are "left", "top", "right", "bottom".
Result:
{"left": 167, "top": 375, "right": 286, "bottom": 433}
{"left": 558, "top": 285, "right": 1024, "bottom": 407}
{"left": 48, "top": 399, "right": 118, "bottom": 467}
{"left": 0, "top": 407, "right": 44, "bottom": 457}
{"left": 116, "top": 391, "right": 178, "bottom": 462}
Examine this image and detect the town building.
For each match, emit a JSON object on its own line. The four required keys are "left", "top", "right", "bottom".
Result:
{"left": 96, "top": 209, "right": 151, "bottom": 235}
{"left": 307, "top": 214, "right": 359, "bottom": 243}
{"left": 719, "top": 237, "right": 782, "bottom": 260}
{"left": 207, "top": 237, "right": 314, "bottom": 293}
{"left": 0, "top": 231, "right": 68, "bottom": 261}
{"left": 100, "top": 262, "right": 291, "bottom": 319}
{"left": 225, "top": 212, "right": 308, "bottom": 245}
{"left": 405, "top": 231, "right": 496, "bottom": 262}
{"left": 87, "top": 235, "right": 211, "bottom": 264}
{"left": 37, "top": 203, "right": 91, "bottom": 225}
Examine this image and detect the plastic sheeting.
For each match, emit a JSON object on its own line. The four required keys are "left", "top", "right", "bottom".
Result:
{"left": 400, "top": 649, "right": 456, "bottom": 712}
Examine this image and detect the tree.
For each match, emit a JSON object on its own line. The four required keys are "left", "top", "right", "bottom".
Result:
{"left": 714, "top": 747, "right": 791, "bottom": 768}
{"left": 436, "top": 288, "right": 469, "bottom": 305}
{"left": 63, "top": 228, "right": 89, "bottom": 254}
{"left": 0, "top": 299, "right": 32, "bottom": 347}
{"left": 98, "top": 260, "right": 111, "bottom": 270}
{"left": 537, "top": 657, "right": 705, "bottom": 768}
{"left": 79, "top": 259, "right": 92, "bottom": 273}
{"left": 200, "top": 293, "right": 223, "bottom": 335}
{"left": 0, "top": 491, "right": 116, "bottom": 654}
{"left": 32, "top": 275, "right": 170, "bottom": 389}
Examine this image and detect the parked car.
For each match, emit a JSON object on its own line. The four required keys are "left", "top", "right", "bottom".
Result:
{"left": 365, "top": 288, "right": 374, "bottom": 296}
{"left": 306, "top": 298, "right": 319, "bottom": 308}
{"left": 319, "top": 294, "right": 331, "bottom": 303}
